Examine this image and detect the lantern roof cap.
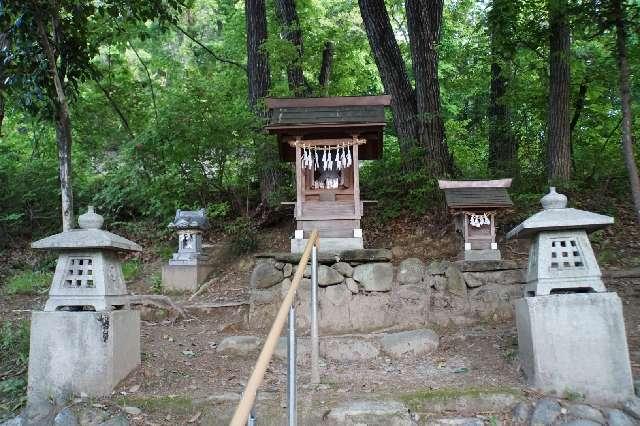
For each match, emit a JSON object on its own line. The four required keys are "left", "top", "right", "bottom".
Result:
{"left": 32, "top": 206, "right": 142, "bottom": 251}
{"left": 168, "top": 209, "right": 209, "bottom": 230}
{"left": 506, "top": 187, "right": 613, "bottom": 239}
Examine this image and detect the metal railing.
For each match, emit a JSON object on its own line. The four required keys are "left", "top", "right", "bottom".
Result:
{"left": 230, "top": 230, "right": 320, "bottom": 426}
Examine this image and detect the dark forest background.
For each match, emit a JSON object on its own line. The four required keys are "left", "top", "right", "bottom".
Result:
{"left": 1, "top": 0, "right": 639, "bottom": 244}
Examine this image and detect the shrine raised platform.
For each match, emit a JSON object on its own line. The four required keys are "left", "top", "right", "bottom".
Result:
{"left": 248, "top": 250, "right": 526, "bottom": 334}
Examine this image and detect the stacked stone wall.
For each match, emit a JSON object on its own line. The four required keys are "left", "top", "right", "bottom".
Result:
{"left": 249, "top": 250, "right": 525, "bottom": 333}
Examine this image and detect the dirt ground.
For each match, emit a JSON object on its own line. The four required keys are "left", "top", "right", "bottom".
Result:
{"left": 1, "top": 202, "right": 640, "bottom": 424}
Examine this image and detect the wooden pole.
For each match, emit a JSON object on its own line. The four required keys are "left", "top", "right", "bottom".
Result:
{"left": 229, "top": 230, "right": 319, "bottom": 426}
{"left": 352, "top": 141, "right": 361, "bottom": 218}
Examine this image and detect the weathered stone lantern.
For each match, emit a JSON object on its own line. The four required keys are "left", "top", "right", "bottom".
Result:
{"left": 507, "top": 188, "right": 634, "bottom": 404}
{"left": 507, "top": 187, "right": 612, "bottom": 296}
{"left": 32, "top": 206, "right": 141, "bottom": 311}
{"left": 162, "top": 208, "right": 213, "bottom": 291}
{"left": 27, "top": 206, "right": 141, "bottom": 402}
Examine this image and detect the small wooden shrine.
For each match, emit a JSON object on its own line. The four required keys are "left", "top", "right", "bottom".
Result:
{"left": 265, "top": 96, "right": 390, "bottom": 252}
{"left": 439, "top": 179, "right": 513, "bottom": 261}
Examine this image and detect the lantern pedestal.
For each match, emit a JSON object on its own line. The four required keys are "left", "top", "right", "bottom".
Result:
{"left": 27, "top": 310, "right": 140, "bottom": 401}
{"left": 162, "top": 262, "right": 213, "bottom": 292}
{"left": 515, "top": 292, "right": 634, "bottom": 404}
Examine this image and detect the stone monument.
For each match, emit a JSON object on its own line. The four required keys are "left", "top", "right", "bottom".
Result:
{"left": 28, "top": 206, "right": 141, "bottom": 402}
{"left": 162, "top": 208, "right": 213, "bottom": 291}
{"left": 507, "top": 188, "right": 634, "bottom": 404}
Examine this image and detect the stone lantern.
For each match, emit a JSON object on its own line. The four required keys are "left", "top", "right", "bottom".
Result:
{"left": 162, "top": 208, "right": 213, "bottom": 291}
{"left": 506, "top": 187, "right": 613, "bottom": 296}
{"left": 27, "top": 206, "right": 141, "bottom": 403}
{"left": 507, "top": 188, "right": 634, "bottom": 404}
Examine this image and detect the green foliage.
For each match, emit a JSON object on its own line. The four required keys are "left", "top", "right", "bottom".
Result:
{"left": 149, "top": 273, "right": 163, "bottom": 295}
{"left": 4, "top": 271, "right": 52, "bottom": 295}
{"left": 225, "top": 217, "right": 258, "bottom": 255}
{"left": 122, "top": 259, "right": 142, "bottom": 282}
{"left": 0, "top": 321, "right": 30, "bottom": 419}
{"left": 0, "top": 0, "right": 639, "bottom": 241}
{"left": 361, "top": 137, "right": 440, "bottom": 220}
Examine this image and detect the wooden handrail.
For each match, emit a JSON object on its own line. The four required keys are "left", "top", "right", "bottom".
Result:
{"left": 229, "top": 230, "right": 319, "bottom": 426}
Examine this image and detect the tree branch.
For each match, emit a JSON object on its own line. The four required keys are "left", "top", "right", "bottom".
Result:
{"left": 92, "top": 72, "right": 134, "bottom": 138}
{"left": 127, "top": 40, "right": 158, "bottom": 123}
{"left": 173, "top": 24, "right": 247, "bottom": 73}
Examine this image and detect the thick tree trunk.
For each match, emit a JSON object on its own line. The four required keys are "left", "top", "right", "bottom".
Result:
{"left": 405, "top": 0, "right": 452, "bottom": 176}
{"left": 245, "top": 0, "right": 270, "bottom": 111}
{"left": 487, "top": 0, "right": 518, "bottom": 176}
{"left": 274, "top": 0, "right": 306, "bottom": 96}
{"left": 318, "top": 41, "right": 333, "bottom": 95}
{"left": 246, "top": 0, "right": 281, "bottom": 208}
{"left": 547, "top": 0, "right": 572, "bottom": 182}
{"left": 358, "top": 0, "right": 419, "bottom": 166}
{"left": 612, "top": 0, "right": 640, "bottom": 222}
{"left": 37, "top": 18, "right": 74, "bottom": 231}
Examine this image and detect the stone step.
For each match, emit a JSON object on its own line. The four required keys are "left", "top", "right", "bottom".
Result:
{"left": 216, "top": 329, "right": 439, "bottom": 362}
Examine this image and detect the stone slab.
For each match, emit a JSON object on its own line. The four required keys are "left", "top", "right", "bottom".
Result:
{"left": 256, "top": 248, "right": 393, "bottom": 264}
{"left": 515, "top": 292, "right": 634, "bottom": 404}
{"left": 161, "top": 263, "right": 213, "bottom": 292}
{"left": 27, "top": 310, "right": 140, "bottom": 403}
{"left": 463, "top": 249, "right": 501, "bottom": 261}
{"left": 291, "top": 237, "right": 363, "bottom": 253}
{"left": 454, "top": 259, "right": 519, "bottom": 272}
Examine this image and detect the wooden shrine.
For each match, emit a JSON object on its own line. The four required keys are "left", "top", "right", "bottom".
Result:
{"left": 265, "top": 96, "right": 390, "bottom": 253}
{"left": 439, "top": 179, "right": 513, "bottom": 261}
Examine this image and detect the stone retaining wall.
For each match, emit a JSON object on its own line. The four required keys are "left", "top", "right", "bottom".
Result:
{"left": 249, "top": 250, "right": 525, "bottom": 333}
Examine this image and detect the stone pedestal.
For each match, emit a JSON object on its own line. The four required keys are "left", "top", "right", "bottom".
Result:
{"left": 464, "top": 248, "right": 501, "bottom": 261}
{"left": 27, "top": 310, "right": 140, "bottom": 402}
{"left": 291, "top": 237, "right": 363, "bottom": 253}
{"left": 162, "top": 263, "right": 213, "bottom": 292}
{"left": 162, "top": 263, "right": 213, "bottom": 291}
{"left": 515, "top": 292, "right": 634, "bottom": 404}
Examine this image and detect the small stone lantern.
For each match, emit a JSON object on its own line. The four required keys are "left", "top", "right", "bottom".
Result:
{"left": 506, "top": 187, "right": 612, "bottom": 296}
{"left": 162, "top": 208, "right": 213, "bottom": 291}
{"left": 27, "top": 206, "right": 141, "bottom": 403}
{"left": 507, "top": 188, "right": 633, "bottom": 404}
{"left": 168, "top": 208, "right": 209, "bottom": 264}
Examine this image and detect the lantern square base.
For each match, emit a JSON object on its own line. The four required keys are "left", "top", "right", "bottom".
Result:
{"left": 463, "top": 249, "right": 501, "bottom": 261}
{"left": 27, "top": 310, "right": 140, "bottom": 403}
{"left": 515, "top": 292, "right": 634, "bottom": 404}
{"left": 291, "top": 237, "right": 363, "bottom": 253}
{"left": 162, "top": 263, "right": 213, "bottom": 292}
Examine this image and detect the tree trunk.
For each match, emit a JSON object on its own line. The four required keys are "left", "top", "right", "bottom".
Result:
{"left": 358, "top": 0, "right": 419, "bottom": 167}
{"left": 318, "top": 41, "right": 333, "bottom": 95}
{"left": 246, "top": 0, "right": 281, "bottom": 208}
{"left": 405, "top": 0, "right": 452, "bottom": 176}
{"left": 36, "top": 17, "right": 74, "bottom": 231}
{"left": 547, "top": 0, "right": 572, "bottom": 183}
{"left": 612, "top": 0, "right": 640, "bottom": 222}
{"left": 0, "top": 32, "right": 7, "bottom": 136}
{"left": 275, "top": 0, "right": 306, "bottom": 96}
{"left": 245, "top": 0, "right": 270, "bottom": 111}
{"left": 487, "top": 0, "right": 518, "bottom": 177}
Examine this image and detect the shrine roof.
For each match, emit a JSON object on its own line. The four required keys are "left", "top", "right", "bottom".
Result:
{"left": 265, "top": 96, "right": 390, "bottom": 161}
{"left": 439, "top": 180, "right": 513, "bottom": 209}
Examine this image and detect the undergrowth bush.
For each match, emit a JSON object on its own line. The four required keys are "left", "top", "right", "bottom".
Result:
{"left": 4, "top": 271, "right": 52, "bottom": 295}
{"left": 0, "top": 320, "right": 30, "bottom": 420}
{"left": 225, "top": 217, "right": 258, "bottom": 255}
